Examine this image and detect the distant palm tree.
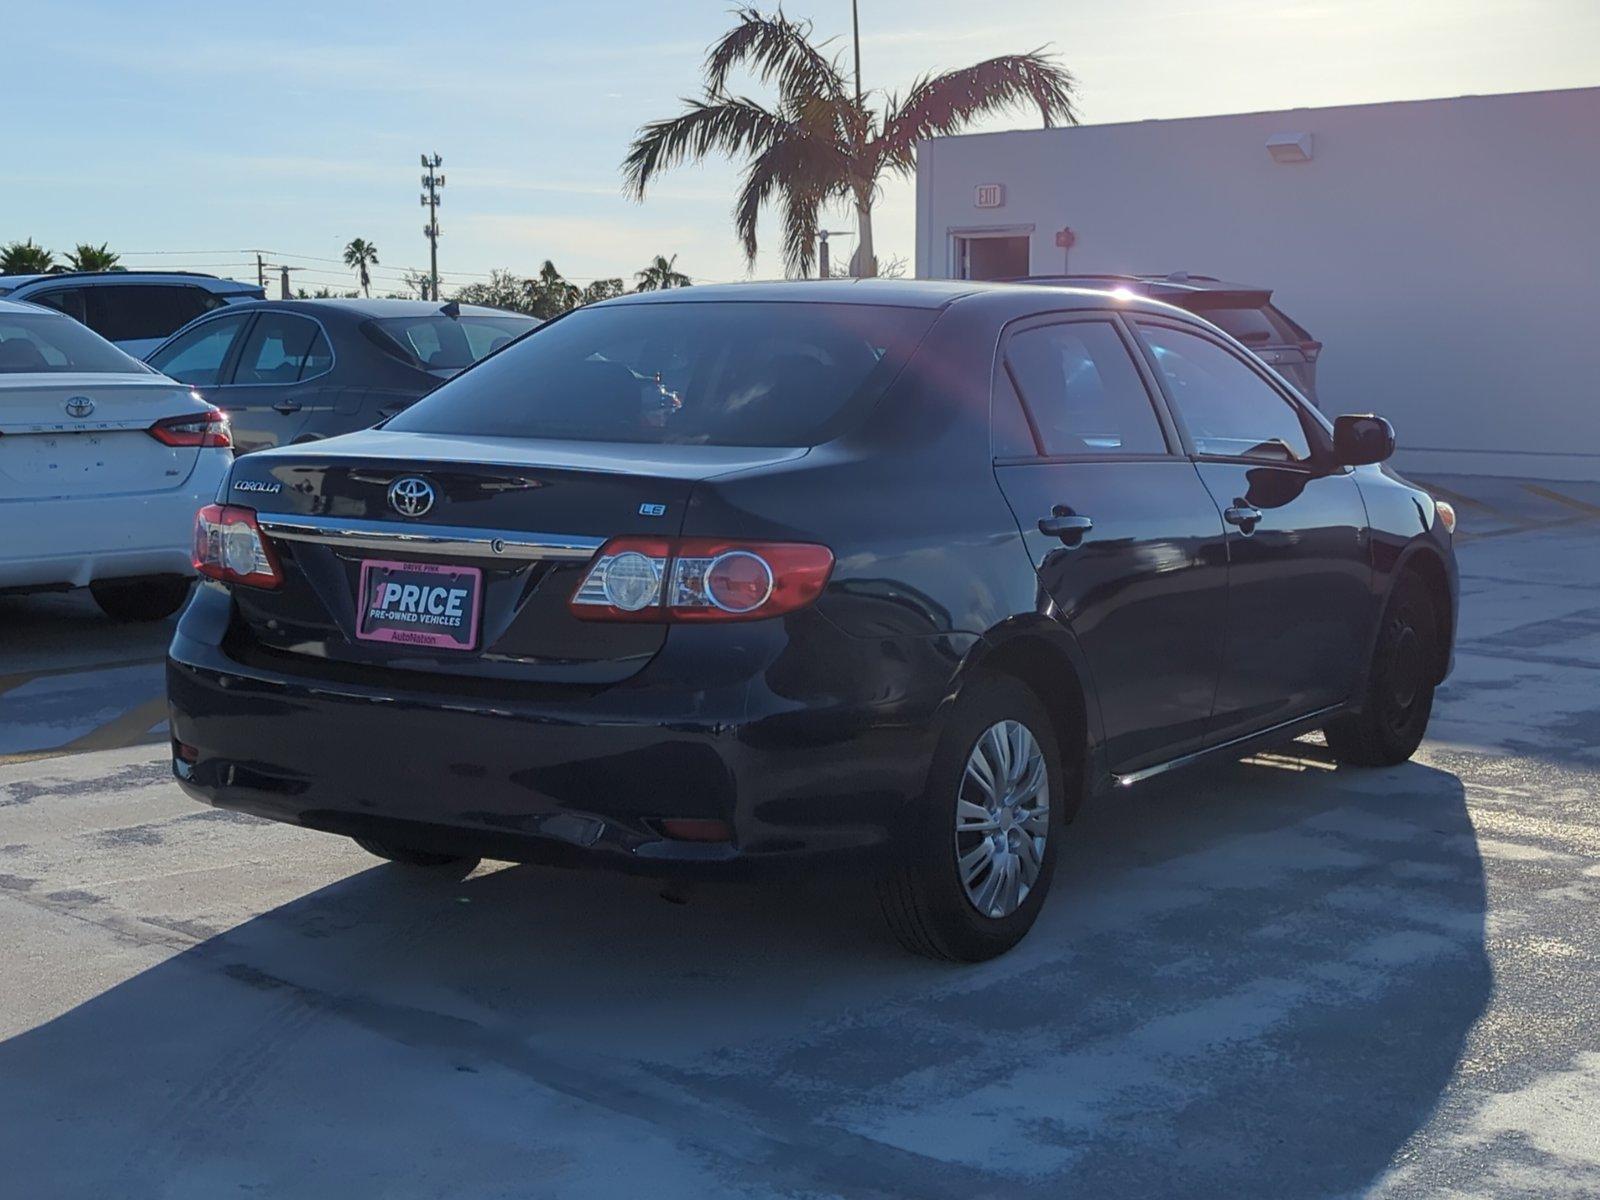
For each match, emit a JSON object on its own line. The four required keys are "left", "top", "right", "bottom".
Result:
{"left": 624, "top": 7, "right": 1076, "bottom": 276}
{"left": 1, "top": 239, "right": 56, "bottom": 275}
{"left": 342, "top": 238, "right": 379, "bottom": 297}
{"left": 64, "top": 242, "right": 120, "bottom": 271}
{"left": 634, "top": 254, "right": 692, "bottom": 291}
{"left": 532, "top": 260, "right": 580, "bottom": 315}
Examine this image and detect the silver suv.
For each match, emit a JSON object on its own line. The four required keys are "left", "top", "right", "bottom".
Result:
{"left": 0, "top": 271, "right": 263, "bottom": 357}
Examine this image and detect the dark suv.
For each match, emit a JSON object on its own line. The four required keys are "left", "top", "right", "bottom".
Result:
{"left": 1015, "top": 273, "right": 1324, "bottom": 406}
{"left": 167, "top": 280, "right": 1457, "bottom": 961}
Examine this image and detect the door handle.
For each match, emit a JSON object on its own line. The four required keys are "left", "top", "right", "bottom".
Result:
{"left": 1038, "top": 512, "right": 1094, "bottom": 545}
{"left": 1224, "top": 504, "right": 1263, "bottom": 534}
{"left": 273, "top": 399, "right": 302, "bottom": 415}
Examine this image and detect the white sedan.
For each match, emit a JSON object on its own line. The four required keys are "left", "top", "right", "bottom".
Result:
{"left": 0, "top": 298, "right": 231, "bottom": 620}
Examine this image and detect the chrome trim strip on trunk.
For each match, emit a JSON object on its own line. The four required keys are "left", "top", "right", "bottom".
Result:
{"left": 1112, "top": 702, "right": 1346, "bottom": 788}
{"left": 255, "top": 514, "right": 605, "bottom": 562}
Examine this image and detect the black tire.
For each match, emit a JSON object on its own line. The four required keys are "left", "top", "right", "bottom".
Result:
{"left": 90, "top": 575, "right": 192, "bottom": 622}
{"left": 877, "top": 675, "right": 1066, "bottom": 962}
{"left": 1324, "top": 570, "right": 1438, "bottom": 767}
{"left": 352, "top": 837, "right": 480, "bottom": 873}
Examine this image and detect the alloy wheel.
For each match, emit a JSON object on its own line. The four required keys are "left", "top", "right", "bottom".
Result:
{"left": 954, "top": 719, "right": 1050, "bottom": 919}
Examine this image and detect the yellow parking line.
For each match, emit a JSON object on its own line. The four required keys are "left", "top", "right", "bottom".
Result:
{"left": 1521, "top": 483, "right": 1600, "bottom": 517}
{"left": 0, "top": 695, "right": 169, "bottom": 767}
{"left": 0, "top": 655, "right": 166, "bottom": 700}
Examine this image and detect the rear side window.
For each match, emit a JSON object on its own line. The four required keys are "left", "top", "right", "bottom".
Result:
{"left": 1199, "top": 304, "right": 1306, "bottom": 347}
{"left": 369, "top": 315, "right": 536, "bottom": 371}
{"left": 88, "top": 285, "right": 223, "bottom": 343}
{"left": 387, "top": 301, "right": 935, "bottom": 447}
{"left": 1004, "top": 321, "right": 1167, "bottom": 456}
{"left": 30, "top": 288, "right": 89, "bottom": 324}
{"left": 1135, "top": 322, "right": 1312, "bottom": 462}
{"left": 235, "top": 313, "right": 325, "bottom": 384}
{"left": 147, "top": 313, "right": 251, "bottom": 385}
{"left": 992, "top": 370, "right": 1038, "bottom": 458}
{"left": 0, "top": 312, "right": 146, "bottom": 374}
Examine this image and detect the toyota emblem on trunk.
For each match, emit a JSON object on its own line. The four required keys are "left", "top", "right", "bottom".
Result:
{"left": 64, "top": 396, "right": 95, "bottom": 418}
{"left": 388, "top": 476, "right": 435, "bottom": 518}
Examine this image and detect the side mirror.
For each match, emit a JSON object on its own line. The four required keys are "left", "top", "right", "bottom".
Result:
{"left": 1333, "top": 414, "right": 1395, "bottom": 466}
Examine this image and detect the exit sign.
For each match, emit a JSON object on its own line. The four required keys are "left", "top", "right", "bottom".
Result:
{"left": 974, "top": 183, "right": 1005, "bottom": 209}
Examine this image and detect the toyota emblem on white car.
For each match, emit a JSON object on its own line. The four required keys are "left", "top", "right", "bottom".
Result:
{"left": 63, "top": 396, "right": 95, "bottom": 418}
{"left": 387, "top": 476, "right": 435, "bottom": 518}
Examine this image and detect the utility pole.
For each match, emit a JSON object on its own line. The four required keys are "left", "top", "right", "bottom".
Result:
{"left": 851, "top": 0, "right": 862, "bottom": 107}
{"left": 420, "top": 153, "right": 444, "bottom": 302}
{"left": 279, "top": 265, "right": 291, "bottom": 300}
{"left": 256, "top": 252, "right": 266, "bottom": 291}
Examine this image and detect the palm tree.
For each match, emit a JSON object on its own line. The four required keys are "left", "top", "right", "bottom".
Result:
{"left": 64, "top": 242, "right": 120, "bottom": 271}
{"left": 342, "top": 238, "right": 379, "bottom": 297}
{"left": 1, "top": 239, "right": 56, "bottom": 275}
{"left": 623, "top": 8, "right": 1076, "bottom": 277}
{"left": 634, "top": 254, "right": 692, "bottom": 291}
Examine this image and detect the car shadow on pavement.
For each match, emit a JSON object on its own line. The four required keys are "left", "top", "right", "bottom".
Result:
{"left": 0, "top": 746, "right": 1488, "bottom": 1199}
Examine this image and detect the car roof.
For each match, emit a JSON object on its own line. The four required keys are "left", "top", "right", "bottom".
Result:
{"left": 598, "top": 277, "right": 1204, "bottom": 322}
{"left": 1013, "top": 273, "right": 1273, "bottom": 303}
{"left": 609, "top": 278, "right": 986, "bottom": 309}
{"left": 0, "top": 270, "right": 260, "bottom": 293}
{"left": 218, "top": 298, "right": 535, "bottom": 320}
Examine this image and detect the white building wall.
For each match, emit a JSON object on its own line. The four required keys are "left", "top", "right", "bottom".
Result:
{"left": 915, "top": 88, "right": 1600, "bottom": 481}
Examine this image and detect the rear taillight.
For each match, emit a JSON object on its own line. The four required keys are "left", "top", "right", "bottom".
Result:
{"left": 570, "top": 537, "right": 833, "bottom": 622}
{"left": 150, "top": 410, "right": 232, "bottom": 449}
{"left": 193, "top": 504, "right": 282, "bottom": 589}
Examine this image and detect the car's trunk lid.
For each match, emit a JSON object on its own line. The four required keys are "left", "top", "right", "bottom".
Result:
{"left": 0, "top": 372, "right": 205, "bottom": 499}
{"left": 227, "top": 430, "right": 807, "bottom": 686}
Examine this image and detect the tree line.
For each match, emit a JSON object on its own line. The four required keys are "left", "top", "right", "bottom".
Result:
{"left": 1, "top": 239, "right": 120, "bottom": 273}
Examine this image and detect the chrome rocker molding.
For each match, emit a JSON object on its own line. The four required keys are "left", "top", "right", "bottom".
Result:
{"left": 255, "top": 514, "right": 606, "bottom": 562}
{"left": 1112, "top": 702, "right": 1348, "bottom": 788}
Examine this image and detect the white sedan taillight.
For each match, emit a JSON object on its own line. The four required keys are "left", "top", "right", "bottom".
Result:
{"left": 150, "top": 410, "right": 232, "bottom": 448}
{"left": 193, "top": 504, "right": 283, "bottom": 589}
{"left": 570, "top": 537, "right": 833, "bottom": 622}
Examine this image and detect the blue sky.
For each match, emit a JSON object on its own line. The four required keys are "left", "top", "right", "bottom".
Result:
{"left": 10, "top": 0, "right": 1597, "bottom": 292}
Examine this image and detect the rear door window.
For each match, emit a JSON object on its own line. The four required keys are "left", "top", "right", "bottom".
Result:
{"left": 88, "top": 285, "right": 224, "bottom": 343}
{"left": 234, "top": 313, "right": 324, "bottom": 384}
{"left": 1003, "top": 320, "right": 1168, "bottom": 456}
{"left": 386, "top": 301, "right": 934, "bottom": 447}
{"left": 1134, "top": 321, "right": 1313, "bottom": 462}
{"left": 29, "top": 288, "right": 89, "bottom": 325}
{"left": 147, "top": 313, "right": 251, "bottom": 386}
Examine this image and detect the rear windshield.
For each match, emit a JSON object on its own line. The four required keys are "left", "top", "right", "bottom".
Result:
{"left": 0, "top": 311, "right": 147, "bottom": 375}
{"left": 368, "top": 314, "right": 539, "bottom": 371}
{"left": 1201, "top": 305, "right": 1300, "bottom": 346}
{"left": 386, "top": 301, "right": 935, "bottom": 446}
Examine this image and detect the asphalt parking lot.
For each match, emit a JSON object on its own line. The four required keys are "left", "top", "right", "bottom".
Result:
{"left": 2, "top": 477, "right": 1598, "bottom": 1199}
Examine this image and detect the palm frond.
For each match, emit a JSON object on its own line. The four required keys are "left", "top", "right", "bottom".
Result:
{"left": 705, "top": 7, "right": 846, "bottom": 105}
{"left": 623, "top": 96, "right": 787, "bottom": 199}
{"left": 878, "top": 51, "right": 1078, "bottom": 174}
{"left": 733, "top": 127, "right": 851, "bottom": 269}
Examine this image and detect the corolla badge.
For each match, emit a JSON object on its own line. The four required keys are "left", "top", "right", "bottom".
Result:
{"left": 388, "top": 476, "right": 436, "bottom": 518}
{"left": 233, "top": 480, "right": 281, "bottom": 495}
{"left": 63, "top": 396, "right": 95, "bottom": 418}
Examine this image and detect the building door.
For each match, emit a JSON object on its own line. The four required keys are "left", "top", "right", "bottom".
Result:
{"left": 955, "top": 234, "right": 1030, "bottom": 280}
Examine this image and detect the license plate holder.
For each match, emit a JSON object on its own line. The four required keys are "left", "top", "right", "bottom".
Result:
{"left": 356, "top": 559, "right": 483, "bottom": 652}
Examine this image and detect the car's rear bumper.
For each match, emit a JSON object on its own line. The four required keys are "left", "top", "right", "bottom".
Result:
{"left": 167, "top": 588, "right": 961, "bottom": 876}
{"left": 0, "top": 454, "right": 226, "bottom": 590}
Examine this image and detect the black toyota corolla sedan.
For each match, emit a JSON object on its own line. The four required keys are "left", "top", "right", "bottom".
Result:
{"left": 168, "top": 279, "right": 1458, "bottom": 960}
